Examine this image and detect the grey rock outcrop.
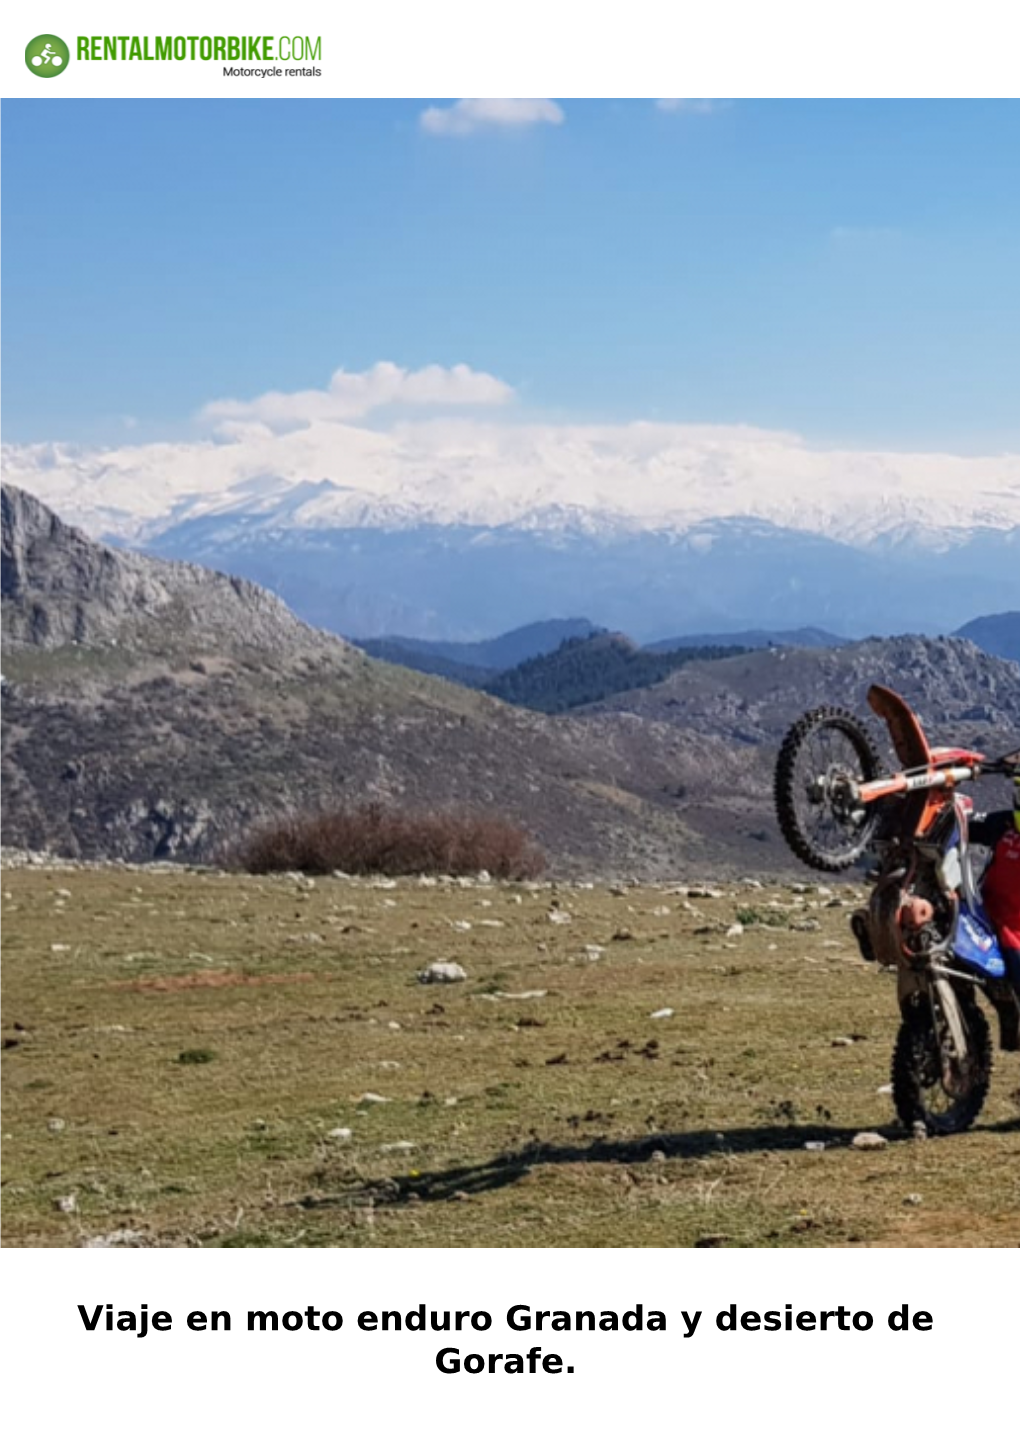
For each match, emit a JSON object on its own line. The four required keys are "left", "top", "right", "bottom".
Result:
{"left": 2, "top": 482, "right": 344, "bottom": 655}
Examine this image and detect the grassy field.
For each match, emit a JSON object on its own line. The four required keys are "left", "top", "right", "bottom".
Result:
{"left": 3, "top": 864, "right": 1018, "bottom": 1248}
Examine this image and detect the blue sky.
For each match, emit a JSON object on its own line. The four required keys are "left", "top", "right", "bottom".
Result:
{"left": 2, "top": 98, "right": 1018, "bottom": 450}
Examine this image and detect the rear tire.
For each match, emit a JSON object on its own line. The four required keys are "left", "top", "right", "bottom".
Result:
{"left": 891, "top": 990, "right": 992, "bottom": 1135}
{"left": 774, "top": 706, "right": 883, "bottom": 871}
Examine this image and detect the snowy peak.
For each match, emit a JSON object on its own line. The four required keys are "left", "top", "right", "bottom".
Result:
{"left": 4, "top": 422, "right": 1020, "bottom": 551}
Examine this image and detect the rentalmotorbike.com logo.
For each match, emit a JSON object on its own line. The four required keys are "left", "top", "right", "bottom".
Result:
{"left": 25, "top": 33, "right": 70, "bottom": 76}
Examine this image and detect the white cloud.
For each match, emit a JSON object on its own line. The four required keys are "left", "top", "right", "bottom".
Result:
{"left": 656, "top": 99, "right": 729, "bottom": 114}
{"left": 200, "top": 361, "right": 515, "bottom": 435}
{"left": 420, "top": 98, "right": 564, "bottom": 136}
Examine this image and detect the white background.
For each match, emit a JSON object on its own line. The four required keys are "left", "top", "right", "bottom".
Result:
{"left": 2, "top": 1246, "right": 1014, "bottom": 1439}
{"left": 2, "top": 2, "right": 1018, "bottom": 1436}
{"left": 2, "top": 1, "right": 1020, "bottom": 97}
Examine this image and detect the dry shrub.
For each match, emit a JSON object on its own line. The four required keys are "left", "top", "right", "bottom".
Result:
{"left": 232, "top": 804, "right": 545, "bottom": 880}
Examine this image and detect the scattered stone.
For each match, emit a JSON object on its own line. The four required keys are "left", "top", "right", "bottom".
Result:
{"left": 476, "top": 989, "right": 548, "bottom": 1002}
{"left": 357, "top": 1093, "right": 390, "bottom": 1105}
{"left": 582, "top": 944, "right": 605, "bottom": 961}
{"left": 450, "top": 920, "right": 472, "bottom": 932}
{"left": 725, "top": 923, "right": 744, "bottom": 939}
{"left": 876, "top": 1083, "right": 893, "bottom": 1095}
{"left": 649, "top": 1007, "right": 674, "bottom": 1020}
{"left": 47, "top": 1117, "right": 66, "bottom": 1134}
{"left": 804, "top": 1141, "right": 826, "bottom": 1152}
{"left": 50, "top": 943, "right": 71, "bottom": 953}
{"left": 611, "top": 928, "right": 634, "bottom": 942}
{"left": 649, "top": 1149, "right": 667, "bottom": 1164}
{"left": 903, "top": 1193, "right": 923, "bottom": 1206}
{"left": 547, "top": 908, "right": 573, "bottom": 925}
{"left": 417, "top": 961, "right": 468, "bottom": 984}
{"left": 851, "top": 1131, "right": 888, "bottom": 1151}
{"left": 831, "top": 1036, "right": 856, "bottom": 1047}
{"left": 379, "top": 1140, "right": 415, "bottom": 1153}
{"left": 387, "top": 1020, "right": 402, "bottom": 1031}
{"left": 54, "top": 1194, "right": 78, "bottom": 1213}
{"left": 81, "top": 1229, "right": 147, "bottom": 1248}
{"left": 327, "top": 1127, "right": 353, "bottom": 1141}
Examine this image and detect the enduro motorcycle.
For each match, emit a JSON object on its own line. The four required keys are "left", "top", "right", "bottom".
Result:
{"left": 774, "top": 683, "right": 1020, "bottom": 1135}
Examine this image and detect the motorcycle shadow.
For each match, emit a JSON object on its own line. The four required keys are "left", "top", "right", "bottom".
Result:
{"left": 347, "top": 1114, "right": 1019, "bottom": 1209}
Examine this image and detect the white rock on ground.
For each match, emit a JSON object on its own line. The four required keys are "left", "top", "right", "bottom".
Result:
{"left": 417, "top": 961, "right": 468, "bottom": 984}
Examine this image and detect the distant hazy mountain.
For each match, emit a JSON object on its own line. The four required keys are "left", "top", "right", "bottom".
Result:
{"left": 357, "top": 618, "right": 601, "bottom": 671}
{"left": 130, "top": 517, "right": 1020, "bottom": 640}
{"left": 955, "top": 611, "right": 1020, "bottom": 663}
{"left": 647, "top": 627, "right": 848, "bottom": 653}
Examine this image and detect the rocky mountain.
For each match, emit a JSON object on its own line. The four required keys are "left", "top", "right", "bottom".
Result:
{"left": 955, "top": 611, "right": 1020, "bottom": 663}
{"left": 0, "top": 485, "right": 767, "bottom": 876}
{"left": 6, "top": 486, "right": 1016, "bottom": 879}
{"left": 1, "top": 482, "right": 331, "bottom": 656}
{"left": 584, "top": 634, "right": 1020, "bottom": 757}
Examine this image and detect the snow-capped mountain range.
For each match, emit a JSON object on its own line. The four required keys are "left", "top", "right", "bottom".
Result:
{"left": 4, "top": 413, "right": 1018, "bottom": 639}
{"left": 4, "top": 420, "right": 1019, "bottom": 548}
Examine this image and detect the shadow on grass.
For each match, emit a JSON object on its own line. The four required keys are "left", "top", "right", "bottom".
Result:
{"left": 304, "top": 1113, "right": 1019, "bottom": 1211}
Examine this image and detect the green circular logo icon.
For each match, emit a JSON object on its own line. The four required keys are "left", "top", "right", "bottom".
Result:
{"left": 25, "top": 34, "right": 69, "bottom": 77}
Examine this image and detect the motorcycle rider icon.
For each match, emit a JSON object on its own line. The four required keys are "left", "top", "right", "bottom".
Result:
{"left": 32, "top": 44, "right": 64, "bottom": 67}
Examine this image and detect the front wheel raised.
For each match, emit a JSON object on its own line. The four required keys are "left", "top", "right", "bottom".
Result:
{"left": 774, "top": 706, "right": 883, "bottom": 871}
{"left": 891, "top": 990, "right": 992, "bottom": 1136}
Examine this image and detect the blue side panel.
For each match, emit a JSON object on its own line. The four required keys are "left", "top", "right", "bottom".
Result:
{"left": 954, "top": 900, "right": 1007, "bottom": 979}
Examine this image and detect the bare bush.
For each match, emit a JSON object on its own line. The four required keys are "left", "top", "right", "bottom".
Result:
{"left": 231, "top": 804, "right": 545, "bottom": 880}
